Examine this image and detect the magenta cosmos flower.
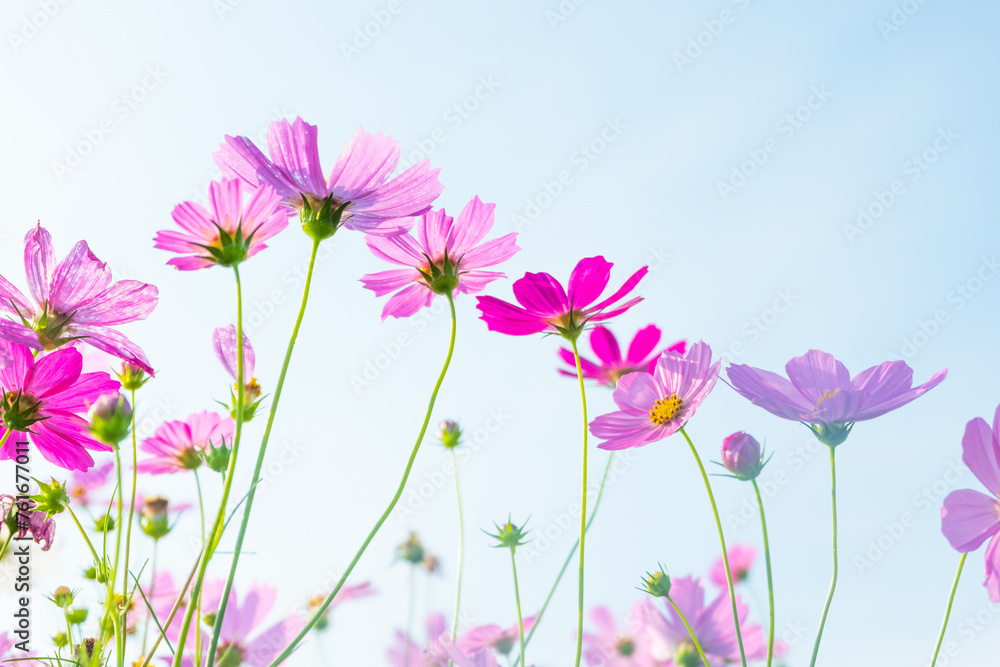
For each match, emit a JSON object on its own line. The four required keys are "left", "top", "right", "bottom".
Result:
{"left": 0, "top": 224, "right": 157, "bottom": 374}
{"left": 711, "top": 545, "right": 755, "bottom": 587}
{"left": 642, "top": 576, "right": 765, "bottom": 665}
{"left": 476, "top": 256, "right": 648, "bottom": 339}
{"left": 941, "top": 403, "right": 1000, "bottom": 602}
{"left": 138, "top": 411, "right": 234, "bottom": 474}
{"left": 589, "top": 341, "right": 720, "bottom": 450}
{"left": 156, "top": 178, "right": 289, "bottom": 270}
{"left": 0, "top": 341, "right": 120, "bottom": 471}
{"left": 558, "top": 325, "right": 686, "bottom": 386}
{"left": 361, "top": 196, "right": 520, "bottom": 320}
{"left": 581, "top": 604, "right": 655, "bottom": 667}
{"left": 215, "top": 117, "right": 443, "bottom": 237}
{"left": 727, "top": 350, "right": 947, "bottom": 447}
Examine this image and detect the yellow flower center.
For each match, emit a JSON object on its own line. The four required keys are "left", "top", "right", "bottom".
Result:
{"left": 649, "top": 394, "right": 684, "bottom": 426}
{"left": 814, "top": 388, "right": 839, "bottom": 409}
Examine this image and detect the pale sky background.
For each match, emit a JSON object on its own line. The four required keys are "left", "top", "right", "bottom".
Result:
{"left": 1, "top": 1, "right": 999, "bottom": 665}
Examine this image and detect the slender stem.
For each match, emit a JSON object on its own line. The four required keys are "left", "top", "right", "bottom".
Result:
{"left": 404, "top": 565, "right": 416, "bottom": 667}
{"left": 513, "top": 453, "right": 615, "bottom": 667}
{"left": 194, "top": 470, "right": 206, "bottom": 545}
{"left": 140, "top": 548, "right": 203, "bottom": 667}
{"left": 511, "top": 547, "right": 526, "bottom": 667}
{"left": 268, "top": 293, "right": 458, "bottom": 666}
{"left": 666, "top": 595, "right": 711, "bottom": 667}
{"left": 64, "top": 607, "right": 75, "bottom": 647}
{"left": 930, "top": 553, "right": 967, "bottom": 667}
{"left": 122, "top": 388, "right": 139, "bottom": 662}
{"left": 207, "top": 243, "right": 319, "bottom": 666}
{"left": 173, "top": 266, "right": 246, "bottom": 667}
{"left": 141, "top": 540, "right": 160, "bottom": 656}
{"left": 113, "top": 448, "right": 124, "bottom": 587}
{"left": 450, "top": 448, "right": 465, "bottom": 644}
{"left": 679, "top": 427, "right": 747, "bottom": 667}
{"left": 570, "top": 339, "right": 589, "bottom": 667}
{"left": 67, "top": 505, "right": 102, "bottom": 566}
{"left": 809, "top": 446, "right": 838, "bottom": 667}
{"left": 752, "top": 480, "right": 775, "bottom": 667}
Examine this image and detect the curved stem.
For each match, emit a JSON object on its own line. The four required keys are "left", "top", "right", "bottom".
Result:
{"left": 679, "top": 427, "right": 746, "bottom": 667}
{"left": 450, "top": 448, "right": 465, "bottom": 645}
{"left": 752, "top": 480, "right": 775, "bottom": 667}
{"left": 122, "top": 388, "right": 139, "bottom": 662}
{"left": 173, "top": 265, "right": 246, "bottom": 667}
{"left": 930, "top": 553, "right": 967, "bottom": 666}
{"left": 666, "top": 595, "right": 711, "bottom": 667}
{"left": 570, "top": 339, "right": 589, "bottom": 667}
{"left": 513, "top": 453, "right": 615, "bottom": 667}
{"left": 207, "top": 242, "right": 318, "bottom": 667}
{"left": 267, "top": 293, "right": 458, "bottom": 667}
{"left": 808, "top": 446, "right": 838, "bottom": 667}
{"left": 511, "top": 547, "right": 526, "bottom": 667}
{"left": 66, "top": 505, "right": 102, "bottom": 566}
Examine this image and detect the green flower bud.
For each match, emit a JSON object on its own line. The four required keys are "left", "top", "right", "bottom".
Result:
{"left": 116, "top": 363, "right": 150, "bottom": 391}
{"left": 300, "top": 195, "right": 350, "bottom": 242}
{"left": 397, "top": 532, "right": 426, "bottom": 565}
{"left": 53, "top": 632, "right": 70, "bottom": 648}
{"left": 484, "top": 516, "right": 531, "bottom": 550}
{"left": 436, "top": 419, "right": 462, "bottom": 449}
{"left": 203, "top": 440, "right": 232, "bottom": 474}
{"left": 94, "top": 514, "right": 116, "bottom": 533}
{"left": 51, "top": 586, "right": 75, "bottom": 608}
{"left": 66, "top": 608, "right": 88, "bottom": 625}
{"left": 88, "top": 394, "right": 132, "bottom": 446}
{"left": 29, "top": 478, "right": 70, "bottom": 519}
{"left": 83, "top": 567, "right": 97, "bottom": 581}
{"left": 140, "top": 497, "right": 171, "bottom": 540}
{"left": 641, "top": 569, "right": 672, "bottom": 598}
{"left": 809, "top": 421, "right": 853, "bottom": 448}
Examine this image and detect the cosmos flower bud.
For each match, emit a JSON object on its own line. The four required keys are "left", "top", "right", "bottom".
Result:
{"left": 52, "top": 586, "right": 75, "bottom": 608}
{"left": 53, "top": 632, "right": 69, "bottom": 648}
{"left": 94, "top": 514, "right": 115, "bottom": 533}
{"left": 485, "top": 516, "right": 531, "bottom": 550}
{"left": 720, "top": 431, "right": 767, "bottom": 481}
{"left": 437, "top": 419, "right": 461, "bottom": 449}
{"left": 140, "top": 497, "right": 171, "bottom": 540}
{"left": 397, "top": 532, "right": 426, "bottom": 564}
{"left": 116, "top": 362, "right": 151, "bottom": 391}
{"left": 640, "top": 568, "right": 672, "bottom": 598}
{"left": 203, "top": 440, "right": 232, "bottom": 474}
{"left": 66, "top": 608, "right": 88, "bottom": 625}
{"left": 88, "top": 394, "right": 132, "bottom": 446}
{"left": 30, "top": 478, "right": 70, "bottom": 519}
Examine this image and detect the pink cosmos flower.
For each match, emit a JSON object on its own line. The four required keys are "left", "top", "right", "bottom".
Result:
{"left": 67, "top": 461, "right": 115, "bottom": 507}
{"left": 711, "top": 546, "right": 756, "bottom": 587}
{"left": 0, "top": 341, "right": 120, "bottom": 471}
{"left": 558, "top": 325, "right": 686, "bottom": 386}
{"left": 156, "top": 178, "right": 290, "bottom": 271}
{"left": 642, "top": 576, "right": 765, "bottom": 665}
{"left": 476, "top": 256, "right": 648, "bottom": 338}
{"left": 941, "top": 402, "right": 1000, "bottom": 602}
{"left": 138, "top": 411, "right": 234, "bottom": 474}
{"left": 215, "top": 117, "right": 444, "bottom": 236}
{"left": 581, "top": 605, "right": 655, "bottom": 666}
{"left": 458, "top": 616, "right": 537, "bottom": 658}
{"left": 589, "top": 341, "right": 720, "bottom": 450}
{"left": 430, "top": 634, "right": 501, "bottom": 667}
{"left": 726, "top": 349, "right": 947, "bottom": 446}
{"left": 0, "top": 224, "right": 157, "bottom": 374}
{"left": 1, "top": 631, "right": 40, "bottom": 666}
{"left": 360, "top": 196, "right": 520, "bottom": 320}
{"left": 389, "top": 613, "right": 448, "bottom": 666}
{"left": 213, "top": 325, "right": 255, "bottom": 382}
{"left": 1, "top": 494, "right": 56, "bottom": 551}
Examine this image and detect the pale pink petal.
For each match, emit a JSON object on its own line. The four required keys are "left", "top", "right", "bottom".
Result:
{"left": 590, "top": 411, "right": 662, "bottom": 450}
{"left": 360, "top": 269, "right": 419, "bottom": 297}
{"left": 212, "top": 325, "right": 255, "bottom": 381}
{"left": 71, "top": 324, "right": 154, "bottom": 375}
{"left": 611, "top": 371, "right": 659, "bottom": 413}
{"left": 48, "top": 241, "right": 113, "bottom": 313}
{"left": 266, "top": 117, "right": 328, "bottom": 196}
{"left": 454, "top": 270, "right": 505, "bottom": 294}
{"left": 726, "top": 364, "right": 814, "bottom": 421}
{"left": 961, "top": 416, "right": 1000, "bottom": 496}
{"left": 985, "top": 535, "right": 1000, "bottom": 602}
{"left": 784, "top": 350, "right": 852, "bottom": 404}
{"left": 448, "top": 197, "right": 495, "bottom": 255}
{"left": 416, "top": 208, "right": 453, "bottom": 257}
{"left": 24, "top": 223, "right": 56, "bottom": 305}
{"left": 459, "top": 233, "right": 520, "bottom": 269}
{"left": 73, "top": 281, "right": 158, "bottom": 326}
{"left": 381, "top": 284, "right": 434, "bottom": 321}
{"left": 941, "top": 489, "right": 1000, "bottom": 552}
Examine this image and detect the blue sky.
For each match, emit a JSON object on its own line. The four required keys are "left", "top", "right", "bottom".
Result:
{"left": 2, "top": 0, "right": 999, "bottom": 664}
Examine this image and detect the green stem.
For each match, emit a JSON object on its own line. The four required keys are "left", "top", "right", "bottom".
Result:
{"left": 139, "top": 547, "right": 203, "bottom": 667}
{"left": 679, "top": 427, "right": 747, "bottom": 667}
{"left": 267, "top": 293, "right": 458, "bottom": 667}
{"left": 122, "top": 388, "right": 139, "bottom": 662}
{"left": 194, "top": 470, "right": 206, "bottom": 545}
{"left": 113, "top": 448, "right": 124, "bottom": 588}
{"left": 173, "top": 265, "right": 246, "bottom": 667}
{"left": 511, "top": 547, "right": 526, "bottom": 667}
{"left": 930, "top": 553, "right": 967, "bottom": 667}
{"left": 141, "top": 540, "right": 159, "bottom": 657}
{"left": 67, "top": 505, "right": 102, "bottom": 567}
{"left": 206, "top": 243, "right": 318, "bottom": 667}
{"left": 752, "top": 480, "right": 775, "bottom": 667}
{"left": 450, "top": 448, "right": 465, "bottom": 644}
{"left": 809, "top": 446, "right": 838, "bottom": 667}
{"left": 666, "top": 595, "right": 711, "bottom": 667}
{"left": 570, "top": 339, "right": 589, "bottom": 667}
{"left": 513, "top": 453, "right": 615, "bottom": 667}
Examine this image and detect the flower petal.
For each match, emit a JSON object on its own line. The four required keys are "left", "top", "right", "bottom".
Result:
{"left": 71, "top": 324, "right": 154, "bottom": 375}
{"left": 726, "top": 363, "right": 814, "bottom": 421}
{"left": 941, "top": 489, "right": 1000, "bottom": 552}
{"left": 587, "top": 265, "right": 649, "bottom": 314}
{"left": 476, "top": 296, "right": 547, "bottom": 335}
{"left": 626, "top": 324, "right": 661, "bottom": 364}
{"left": 784, "top": 350, "right": 852, "bottom": 404}
{"left": 360, "top": 268, "right": 419, "bottom": 297}
{"left": 567, "top": 256, "right": 612, "bottom": 310}
{"left": 266, "top": 117, "right": 328, "bottom": 196}
{"left": 381, "top": 283, "right": 434, "bottom": 320}
{"left": 24, "top": 223, "right": 56, "bottom": 305}
{"left": 48, "top": 241, "right": 113, "bottom": 313}
{"left": 449, "top": 196, "right": 495, "bottom": 256}
{"left": 962, "top": 415, "right": 1000, "bottom": 497}
{"left": 589, "top": 326, "right": 621, "bottom": 365}
{"left": 512, "top": 272, "right": 568, "bottom": 317}
{"left": 73, "top": 280, "right": 158, "bottom": 326}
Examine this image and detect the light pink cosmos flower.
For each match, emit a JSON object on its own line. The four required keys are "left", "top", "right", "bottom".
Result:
{"left": 589, "top": 341, "right": 720, "bottom": 450}
{"left": 642, "top": 576, "right": 765, "bottom": 665}
{"left": 215, "top": 117, "right": 444, "bottom": 236}
{"left": 430, "top": 634, "right": 501, "bottom": 667}
{"left": 1, "top": 631, "right": 41, "bottom": 666}
{"left": 558, "top": 325, "right": 686, "bottom": 386}
{"left": 67, "top": 461, "right": 115, "bottom": 507}
{"left": 388, "top": 613, "right": 448, "bottom": 666}
{"left": 213, "top": 325, "right": 255, "bottom": 382}
{"left": 727, "top": 349, "right": 947, "bottom": 447}
{"left": 0, "top": 341, "right": 120, "bottom": 471}
{"left": 156, "top": 178, "right": 290, "bottom": 271}
{"left": 458, "top": 616, "right": 537, "bottom": 658}
{"left": 581, "top": 605, "right": 655, "bottom": 666}
{"left": 711, "top": 546, "right": 756, "bottom": 587}
{"left": 138, "top": 411, "right": 234, "bottom": 474}
{"left": 0, "top": 224, "right": 157, "bottom": 374}
{"left": 476, "top": 256, "right": 648, "bottom": 338}
{"left": 1, "top": 494, "right": 56, "bottom": 551}
{"left": 361, "top": 197, "right": 520, "bottom": 320}
{"left": 941, "top": 402, "right": 1000, "bottom": 602}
